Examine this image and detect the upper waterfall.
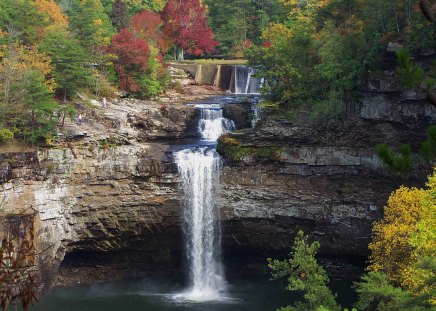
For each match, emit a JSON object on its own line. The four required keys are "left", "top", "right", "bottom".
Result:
{"left": 232, "top": 66, "right": 263, "bottom": 95}
{"left": 196, "top": 104, "right": 235, "bottom": 141}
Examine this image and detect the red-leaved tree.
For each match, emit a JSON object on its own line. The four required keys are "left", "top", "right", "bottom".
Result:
{"left": 131, "top": 10, "right": 171, "bottom": 52}
{"left": 108, "top": 28, "right": 150, "bottom": 92}
{"left": 161, "top": 0, "right": 217, "bottom": 60}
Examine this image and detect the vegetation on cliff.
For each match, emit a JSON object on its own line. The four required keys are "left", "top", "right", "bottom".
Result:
{"left": 271, "top": 168, "right": 436, "bottom": 310}
{"left": 246, "top": 0, "right": 436, "bottom": 121}
{"left": 0, "top": 0, "right": 216, "bottom": 146}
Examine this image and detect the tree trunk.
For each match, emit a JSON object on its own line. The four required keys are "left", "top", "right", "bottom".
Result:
{"left": 405, "top": 0, "right": 411, "bottom": 25}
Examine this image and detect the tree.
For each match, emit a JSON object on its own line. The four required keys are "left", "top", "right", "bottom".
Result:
{"left": 110, "top": 0, "right": 128, "bottom": 30}
{"left": 32, "top": 0, "right": 69, "bottom": 33}
{"left": 369, "top": 185, "right": 427, "bottom": 286}
{"left": 354, "top": 272, "right": 428, "bottom": 311}
{"left": 268, "top": 230, "right": 341, "bottom": 311}
{"left": 205, "top": 0, "right": 286, "bottom": 57}
{"left": 131, "top": 10, "right": 171, "bottom": 52}
{"left": 23, "top": 70, "right": 59, "bottom": 144}
{"left": 66, "top": 0, "right": 115, "bottom": 51}
{"left": 0, "top": 0, "right": 44, "bottom": 44}
{"left": 39, "top": 30, "right": 91, "bottom": 102}
{"left": 123, "top": 0, "right": 166, "bottom": 14}
{"left": 397, "top": 49, "right": 436, "bottom": 107}
{"left": 161, "top": 0, "right": 217, "bottom": 60}
{"left": 108, "top": 28, "right": 150, "bottom": 93}
{"left": 368, "top": 168, "right": 436, "bottom": 300}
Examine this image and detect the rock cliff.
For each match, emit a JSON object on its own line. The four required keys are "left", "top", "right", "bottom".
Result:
{"left": 0, "top": 65, "right": 435, "bottom": 291}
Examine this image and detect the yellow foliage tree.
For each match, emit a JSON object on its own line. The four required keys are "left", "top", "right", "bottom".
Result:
{"left": 369, "top": 186, "right": 426, "bottom": 285}
{"left": 0, "top": 39, "right": 55, "bottom": 105}
{"left": 369, "top": 168, "right": 436, "bottom": 297}
{"left": 32, "top": 0, "right": 69, "bottom": 33}
{"left": 404, "top": 170, "right": 436, "bottom": 295}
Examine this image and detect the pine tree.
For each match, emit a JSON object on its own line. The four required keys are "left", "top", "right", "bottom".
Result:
{"left": 268, "top": 230, "right": 341, "bottom": 311}
{"left": 39, "top": 30, "right": 91, "bottom": 102}
{"left": 23, "top": 70, "right": 59, "bottom": 144}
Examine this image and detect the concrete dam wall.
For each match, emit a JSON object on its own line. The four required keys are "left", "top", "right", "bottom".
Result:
{"left": 170, "top": 63, "right": 262, "bottom": 94}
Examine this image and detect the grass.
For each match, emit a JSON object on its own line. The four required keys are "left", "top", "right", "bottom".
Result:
{"left": 179, "top": 59, "right": 248, "bottom": 65}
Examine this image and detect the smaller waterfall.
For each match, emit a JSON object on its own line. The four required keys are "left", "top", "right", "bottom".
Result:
{"left": 195, "top": 65, "right": 203, "bottom": 84}
{"left": 250, "top": 102, "right": 261, "bottom": 128}
{"left": 213, "top": 65, "right": 222, "bottom": 87}
{"left": 233, "top": 66, "right": 263, "bottom": 94}
{"left": 197, "top": 104, "right": 235, "bottom": 141}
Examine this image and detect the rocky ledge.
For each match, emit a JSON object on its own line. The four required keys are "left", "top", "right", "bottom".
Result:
{"left": 1, "top": 70, "right": 435, "bottom": 292}
{"left": 217, "top": 76, "right": 436, "bottom": 265}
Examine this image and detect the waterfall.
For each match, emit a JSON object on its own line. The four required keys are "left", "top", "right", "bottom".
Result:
{"left": 174, "top": 104, "right": 233, "bottom": 301}
{"left": 197, "top": 104, "right": 235, "bottom": 141}
{"left": 250, "top": 102, "right": 261, "bottom": 128}
{"left": 233, "top": 66, "right": 263, "bottom": 94}
{"left": 195, "top": 65, "right": 203, "bottom": 84}
{"left": 175, "top": 148, "right": 225, "bottom": 301}
{"left": 213, "top": 65, "right": 222, "bottom": 87}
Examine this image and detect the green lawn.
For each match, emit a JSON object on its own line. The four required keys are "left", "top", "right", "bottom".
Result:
{"left": 180, "top": 59, "right": 247, "bottom": 65}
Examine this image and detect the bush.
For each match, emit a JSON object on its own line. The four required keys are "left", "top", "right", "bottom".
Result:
{"left": 0, "top": 129, "right": 14, "bottom": 144}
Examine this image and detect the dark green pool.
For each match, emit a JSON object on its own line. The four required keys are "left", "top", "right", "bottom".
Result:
{"left": 26, "top": 276, "right": 356, "bottom": 311}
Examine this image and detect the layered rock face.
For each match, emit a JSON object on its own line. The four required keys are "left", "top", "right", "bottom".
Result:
{"left": 0, "top": 144, "right": 184, "bottom": 289}
{"left": 0, "top": 67, "right": 435, "bottom": 291}
{"left": 217, "top": 73, "right": 436, "bottom": 263}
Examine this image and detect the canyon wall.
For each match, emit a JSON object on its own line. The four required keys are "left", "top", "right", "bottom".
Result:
{"left": 0, "top": 62, "right": 435, "bottom": 290}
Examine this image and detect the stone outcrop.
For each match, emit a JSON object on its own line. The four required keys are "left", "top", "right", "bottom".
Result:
{"left": 217, "top": 67, "right": 436, "bottom": 263}
{"left": 1, "top": 62, "right": 435, "bottom": 292}
{"left": 0, "top": 144, "right": 184, "bottom": 290}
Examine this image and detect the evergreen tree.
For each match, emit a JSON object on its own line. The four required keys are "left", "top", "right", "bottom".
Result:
{"left": 66, "top": 0, "right": 115, "bottom": 52}
{"left": 39, "top": 30, "right": 91, "bottom": 101}
{"left": 23, "top": 70, "right": 59, "bottom": 144}
{"left": 268, "top": 230, "right": 341, "bottom": 311}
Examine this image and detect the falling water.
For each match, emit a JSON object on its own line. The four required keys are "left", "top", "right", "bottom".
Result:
{"left": 250, "top": 102, "right": 261, "bottom": 128}
{"left": 197, "top": 104, "right": 235, "bottom": 141}
{"left": 213, "top": 65, "right": 222, "bottom": 87}
{"left": 233, "top": 66, "right": 263, "bottom": 94}
{"left": 174, "top": 104, "right": 234, "bottom": 301}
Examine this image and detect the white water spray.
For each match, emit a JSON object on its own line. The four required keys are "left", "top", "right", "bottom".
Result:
{"left": 233, "top": 66, "right": 263, "bottom": 94}
{"left": 174, "top": 104, "right": 233, "bottom": 301}
{"left": 197, "top": 104, "right": 235, "bottom": 141}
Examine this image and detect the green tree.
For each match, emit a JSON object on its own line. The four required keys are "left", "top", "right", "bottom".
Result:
{"left": 354, "top": 272, "right": 428, "bottom": 311}
{"left": 268, "top": 230, "right": 341, "bottom": 311}
{"left": 205, "top": 0, "right": 285, "bottom": 57}
{"left": 66, "top": 0, "right": 115, "bottom": 52}
{"left": 0, "top": 0, "right": 44, "bottom": 44}
{"left": 23, "top": 70, "right": 59, "bottom": 144}
{"left": 39, "top": 30, "right": 91, "bottom": 102}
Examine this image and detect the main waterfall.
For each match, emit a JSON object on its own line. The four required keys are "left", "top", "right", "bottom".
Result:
{"left": 174, "top": 104, "right": 234, "bottom": 301}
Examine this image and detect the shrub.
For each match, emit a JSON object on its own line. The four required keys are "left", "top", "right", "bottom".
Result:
{"left": 0, "top": 129, "right": 14, "bottom": 144}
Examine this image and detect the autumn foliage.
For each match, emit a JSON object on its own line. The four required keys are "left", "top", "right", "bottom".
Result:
{"left": 131, "top": 10, "right": 170, "bottom": 51}
{"left": 369, "top": 168, "right": 436, "bottom": 299}
{"left": 161, "top": 0, "right": 217, "bottom": 55}
{"left": 109, "top": 28, "right": 150, "bottom": 92}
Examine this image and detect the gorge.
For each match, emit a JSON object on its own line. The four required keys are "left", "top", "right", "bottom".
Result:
{"left": 1, "top": 60, "right": 434, "bottom": 305}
